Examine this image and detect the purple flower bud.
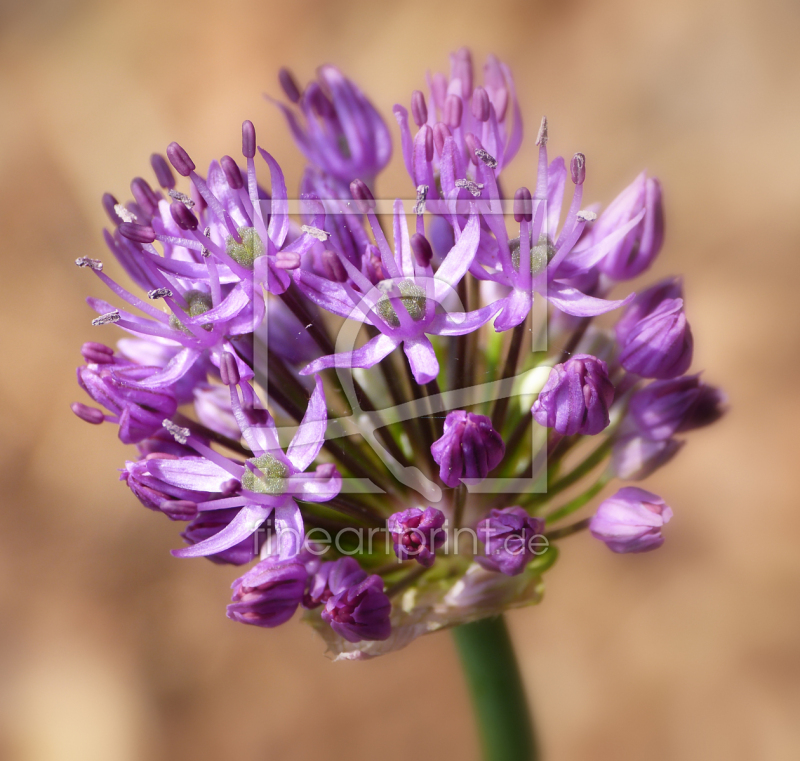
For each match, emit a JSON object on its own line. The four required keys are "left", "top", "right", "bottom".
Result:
{"left": 387, "top": 507, "right": 446, "bottom": 567}
{"left": 242, "top": 120, "right": 256, "bottom": 159}
{"left": 443, "top": 94, "right": 463, "bottom": 128}
{"left": 532, "top": 354, "right": 615, "bottom": 436}
{"left": 411, "top": 90, "right": 428, "bottom": 127}
{"left": 589, "top": 487, "right": 673, "bottom": 553}
{"left": 611, "top": 430, "right": 683, "bottom": 481}
{"left": 303, "top": 557, "right": 366, "bottom": 609}
{"left": 71, "top": 402, "right": 104, "bottom": 424}
{"left": 220, "top": 155, "right": 244, "bottom": 189}
{"left": 570, "top": 153, "right": 586, "bottom": 185}
{"left": 169, "top": 200, "right": 198, "bottom": 231}
{"left": 431, "top": 411, "right": 505, "bottom": 488}
{"left": 596, "top": 173, "right": 664, "bottom": 281}
{"left": 166, "top": 142, "right": 195, "bottom": 176}
{"left": 471, "top": 86, "right": 490, "bottom": 122}
{"left": 410, "top": 233, "right": 433, "bottom": 268}
{"left": 278, "top": 67, "right": 301, "bottom": 103}
{"left": 321, "top": 574, "right": 391, "bottom": 642}
{"left": 182, "top": 508, "right": 264, "bottom": 565}
{"left": 227, "top": 557, "right": 307, "bottom": 627}
{"left": 150, "top": 153, "right": 175, "bottom": 189}
{"left": 433, "top": 122, "right": 452, "bottom": 156}
{"left": 615, "top": 277, "right": 683, "bottom": 344}
{"left": 476, "top": 507, "right": 546, "bottom": 576}
{"left": 618, "top": 298, "right": 693, "bottom": 380}
{"left": 322, "top": 250, "right": 347, "bottom": 283}
{"left": 118, "top": 222, "right": 156, "bottom": 243}
{"left": 629, "top": 374, "right": 726, "bottom": 441}
{"left": 513, "top": 187, "right": 532, "bottom": 223}
{"left": 349, "top": 179, "right": 375, "bottom": 213}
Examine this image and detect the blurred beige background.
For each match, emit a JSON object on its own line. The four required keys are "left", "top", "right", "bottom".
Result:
{"left": 0, "top": 0, "right": 798, "bottom": 758}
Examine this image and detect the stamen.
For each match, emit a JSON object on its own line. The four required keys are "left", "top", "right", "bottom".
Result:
{"left": 150, "top": 153, "right": 175, "bottom": 189}
{"left": 114, "top": 204, "right": 136, "bottom": 223}
{"left": 536, "top": 116, "right": 548, "bottom": 146}
{"left": 274, "top": 251, "right": 301, "bottom": 270}
{"left": 131, "top": 178, "right": 160, "bottom": 217}
{"left": 414, "top": 184, "right": 429, "bottom": 215}
{"left": 433, "top": 122, "right": 452, "bottom": 156}
{"left": 571, "top": 153, "right": 586, "bottom": 185}
{"left": 475, "top": 148, "right": 498, "bottom": 169}
{"left": 170, "top": 200, "right": 199, "bottom": 231}
{"left": 147, "top": 287, "right": 173, "bottom": 299}
{"left": 220, "top": 352, "right": 240, "bottom": 386}
{"left": 242, "top": 120, "right": 256, "bottom": 159}
{"left": 71, "top": 402, "right": 104, "bottom": 425}
{"left": 514, "top": 187, "right": 533, "bottom": 223}
{"left": 301, "top": 225, "right": 330, "bottom": 242}
{"left": 443, "top": 94, "right": 463, "bottom": 129}
{"left": 577, "top": 210, "right": 597, "bottom": 222}
{"left": 168, "top": 189, "right": 195, "bottom": 208}
{"left": 75, "top": 257, "right": 103, "bottom": 271}
{"left": 162, "top": 419, "right": 190, "bottom": 445}
{"left": 81, "top": 342, "right": 114, "bottom": 363}
{"left": 471, "top": 86, "right": 490, "bottom": 122}
{"left": 411, "top": 90, "right": 428, "bottom": 127}
{"left": 166, "top": 142, "right": 196, "bottom": 177}
{"left": 350, "top": 179, "right": 376, "bottom": 213}
{"left": 411, "top": 233, "right": 433, "bottom": 267}
{"left": 455, "top": 179, "right": 484, "bottom": 197}
{"left": 92, "top": 311, "right": 121, "bottom": 326}
{"left": 220, "top": 156, "right": 244, "bottom": 189}
{"left": 278, "top": 67, "right": 301, "bottom": 103}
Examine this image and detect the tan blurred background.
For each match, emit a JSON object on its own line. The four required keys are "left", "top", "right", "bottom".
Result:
{"left": 0, "top": 0, "right": 798, "bottom": 758}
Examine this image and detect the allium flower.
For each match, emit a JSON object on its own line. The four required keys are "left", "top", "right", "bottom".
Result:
{"left": 476, "top": 508, "right": 546, "bottom": 576}
{"left": 321, "top": 574, "right": 392, "bottom": 642}
{"left": 589, "top": 487, "right": 673, "bottom": 553}
{"left": 388, "top": 507, "right": 446, "bottom": 566}
{"left": 227, "top": 557, "right": 308, "bottom": 628}
{"left": 431, "top": 411, "right": 505, "bottom": 487}
{"left": 532, "top": 354, "right": 615, "bottom": 436}
{"left": 303, "top": 557, "right": 367, "bottom": 608}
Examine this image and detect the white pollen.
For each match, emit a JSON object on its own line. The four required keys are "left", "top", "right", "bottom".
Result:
{"left": 114, "top": 204, "right": 136, "bottom": 223}
{"left": 301, "top": 225, "right": 329, "bottom": 241}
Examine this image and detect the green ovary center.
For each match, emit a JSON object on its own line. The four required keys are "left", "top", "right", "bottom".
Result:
{"left": 242, "top": 454, "right": 289, "bottom": 495}
{"left": 376, "top": 280, "right": 427, "bottom": 327}
{"left": 169, "top": 290, "right": 214, "bottom": 334}
{"left": 510, "top": 234, "right": 556, "bottom": 276}
{"left": 226, "top": 226, "right": 265, "bottom": 269}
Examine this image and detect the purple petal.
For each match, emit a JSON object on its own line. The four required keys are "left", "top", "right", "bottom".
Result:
{"left": 546, "top": 281, "right": 634, "bottom": 317}
{"left": 171, "top": 503, "right": 270, "bottom": 557}
{"left": 147, "top": 456, "right": 238, "bottom": 492}
{"left": 493, "top": 289, "right": 532, "bottom": 332}
{"left": 429, "top": 302, "right": 503, "bottom": 336}
{"left": 434, "top": 212, "right": 480, "bottom": 290}
{"left": 403, "top": 336, "right": 439, "bottom": 384}
{"left": 300, "top": 333, "right": 399, "bottom": 376}
{"left": 287, "top": 375, "right": 328, "bottom": 472}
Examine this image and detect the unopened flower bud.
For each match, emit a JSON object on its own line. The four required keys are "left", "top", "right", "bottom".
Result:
{"left": 227, "top": 557, "right": 307, "bottom": 627}
{"left": 476, "top": 507, "right": 546, "bottom": 576}
{"left": 388, "top": 507, "right": 446, "bottom": 567}
{"left": 321, "top": 573, "right": 391, "bottom": 642}
{"left": 431, "top": 411, "right": 505, "bottom": 488}
{"left": 589, "top": 487, "right": 673, "bottom": 553}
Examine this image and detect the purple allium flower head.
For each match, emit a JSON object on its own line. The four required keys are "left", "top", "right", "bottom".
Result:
{"left": 589, "top": 487, "right": 673, "bottom": 553}
{"left": 387, "top": 507, "right": 446, "bottom": 567}
{"left": 321, "top": 573, "right": 392, "bottom": 642}
{"left": 611, "top": 429, "right": 684, "bottom": 481}
{"left": 226, "top": 556, "right": 308, "bottom": 627}
{"left": 615, "top": 277, "right": 683, "bottom": 344}
{"left": 476, "top": 507, "right": 546, "bottom": 576}
{"left": 593, "top": 171, "right": 664, "bottom": 281}
{"left": 532, "top": 354, "right": 615, "bottom": 436}
{"left": 430, "top": 411, "right": 505, "bottom": 488}
{"left": 182, "top": 508, "right": 265, "bottom": 565}
{"left": 303, "top": 556, "right": 367, "bottom": 609}
{"left": 629, "top": 374, "right": 727, "bottom": 441}
{"left": 272, "top": 65, "right": 391, "bottom": 186}
{"left": 617, "top": 298, "right": 693, "bottom": 379}
{"left": 296, "top": 203, "right": 500, "bottom": 384}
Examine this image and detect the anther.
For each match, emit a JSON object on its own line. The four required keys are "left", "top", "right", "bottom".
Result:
{"left": 220, "top": 155, "right": 244, "bottom": 189}
{"left": 577, "top": 210, "right": 597, "bottom": 222}
{"left": 410, "top": 233, "right": 433, "bottom": 268}
{"left": 242, "top": 120, "right": 256, "bottom": 159}
{"left": 475, "top": 148, "right": 498, "bottom": 168}
{"left": 322, "top": 250, "right": 347, "bottom": 283}
{"left": 274, "top": 251, "right": 301, "bottom": 270}
{"left": 114, "top": 204, "right": 136, "bottom": 223}
{"left": 81, "top": 342, "right": 114, "bottom": 363}
{"left": 278, "top": 67, "right": 301, "bottom": 103}
{"left": 219, "top": 353, "right": 240, "bottom": 387}
{"left": 148, "top": 287, "right": 173, "bottom": 299}
{"left": 514, "top": 187, "right": 533, "bottom": 223}
{"left": 131, "top": 177, "right": 159, "bottom": 216}
{"left": 536, "top": 116, "right": 548, "bottom": 146}
{"left": 443, "top": 94, "right": 463, "bottom": 129}
{"left": 471, "top": 86, "right": 490, "bottom": 122}
{"left": 168, "top": 189, "right": 195, "bottom": 208}
{"left": 166, "top": 142, "right": 196, "bottom": 177}
{"left": 170, "top": 201, "right": 199, "bottom": 231}
{"left": 150, "top": 153, "right": 176, "bottom": 189}
{"left": 162, "top": 419, "right": 190, "bottom": 445}
{"left": 92, "top": 311, "right": 121, "bottom": 326}
{"left": 301, "top": 225, "right": 329, "bottom": 242}
{"left": 350, "top": 179, "right": 376, "bottom": 214}
{"left": 75, "top": 257, "right": 103, "bottom": 271}
{"left": 118, "top": 223, "right": 156, "bottom": 243}
{"left": 71, "top": 402, "right": 104, "bottom": 425}
{"left": 455, "top": 179, "right": 484, "bottom": 197}
{"left": 571, "top": 153, "right": 586, "bottom": 185}
{"left": 411, "top": 90, "right": 428, "bottom": 127}
{"left": 414, "top": 184, "right": 429, "bottom": 215}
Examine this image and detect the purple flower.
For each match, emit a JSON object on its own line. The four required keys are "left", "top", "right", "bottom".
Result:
{"left": 226, "top": 557, "right": 308, "bottom": 628}
{"left": 589, "top": 487, "right": 673, "bottom": 553}
{"left": 272, "top": 65, "right": 391, "bottom": 186}
{"left": 611, "top": 428, "right": 684, "bottom": 481}
{"left": 303, "top": 556, "right": 367, "bottom": 608}
{"left": 430, "top": 411, "right": 505, "bottom": 488}
{"left": 594, "top": 172, "right": 664, "bottom": 281}
{"left": 532, "top": 354, "right": 615, "bottom": 436}
{"left": 296, "top": 202, "right": 500, "bottom": 384}
{"left": 618, "top": 298, "right": 693, "bottom": 379}
{"left": 321, "top": 573, "right": 392, "bottom": 642}
{"left": 476, "top": 507, "right": 546, "bottom": 576}
{"left": 388, "top": 507, "right": 446, "bottom": 567}
{"left": 629, "top": 374, "right": 727, "bottom": 441}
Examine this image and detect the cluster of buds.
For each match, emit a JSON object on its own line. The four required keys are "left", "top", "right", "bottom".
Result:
{"left": 71, "top": 49, "right": 725, "bottom": 659}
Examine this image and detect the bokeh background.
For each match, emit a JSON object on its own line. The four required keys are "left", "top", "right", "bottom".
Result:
{"left": 1, "top": 0, "right": 798, "bottom": 758}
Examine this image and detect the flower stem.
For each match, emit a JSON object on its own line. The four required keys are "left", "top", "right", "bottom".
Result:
{"left": 453, "top": 615, "right": 538, "bottom": 761}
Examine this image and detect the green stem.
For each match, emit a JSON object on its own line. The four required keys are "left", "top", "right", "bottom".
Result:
{"left": 544, "top": 473, "right": 610, "bottom": 525}
{"left": 453, "top": 616, "right": 537, "bottom": 761}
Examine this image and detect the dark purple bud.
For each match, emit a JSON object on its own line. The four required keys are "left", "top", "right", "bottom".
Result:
{"left": 220, "top": 155, "right": 244, "bottom": 189}
{"left": 71, "top": 402, "right": 104, "bottom": 425}
{"left": 169, "top": 200, "right": 198, "bottom": 231}
{"left": 321, "top": 574, "right": 391, "bottom": 642}
{"left": 411, "top": 90, "right": 428, "bottom": 126}
{"left": 433, "top": 122, "right": 452, "bottom": 156}
{"left": 349, "top": 179, "right": 375, "bottom": 213}
{"left": 388, "top": 507, "right": 446, "bottom": 567}
{"left": 431, "top": 411, "right": 505, "bottom": 488}
{"left": 513, "top": 187, "right": 533, "bottom": 223}
{"left": 166, "top": 142, "right": 195, "bottom": 177}
{"left": 410, "top": 233, "right": 433, "bottom": 268}
{"left": 611, "top": 430, "right": 683, "bottom": 481}
{"left": 629, "top": 375, "right": 725, "bottom": 441}
{"left": 532, "top": 354, "right": 615, "bottom": 436}
{"left": 227, "top": 557, "right": 307, "bottom": 627}
{"left": 303, "top": 557, "right": 366, "bottom": 609}
{"left": 571, "top": 153, "right": 586, "bottom": 185}
{"left": 102, "top": 193, "right": 121, "bottom": 224}
{"left": 443, "top": 94, "right": 463, "bottom": 128}
{"left": 242, "top": 120, "right": 256, "bottom": 158}
{"left": 322, "top": 250, "right": 347, "bottom": 282}
{"left": 476, "top": 507, "right": 546, "bottom": 576}
{"left": 130, "top": 177, "right": 159, "bottom": 217}
{"left": 589, "top": 487, "right": 672, "bottom": 553}
{"left": 615, "top": 277, "right": 683, "bottom": 345}
{"left": 160, "top": 499, "right": 197, "bottom": 521}
{"left": 150, "top": 153, "right": 175, "bottom": 189}
{"left": 278, "top": 67, "right": 301, "bottom": 103}
{"left": 471, "top": 86, "right": 490, "bottom": 122}
{"left": 219, "top": 352, "right": 240, "bottom": 387}
{"left": 81, "top": 341, "right": 115, "bottom": 364}
{"left": 618, "top": 298, "right": 693, "bottom": 380}
{"left": 118, "top": 222, "right": 156, "bottom": 243}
